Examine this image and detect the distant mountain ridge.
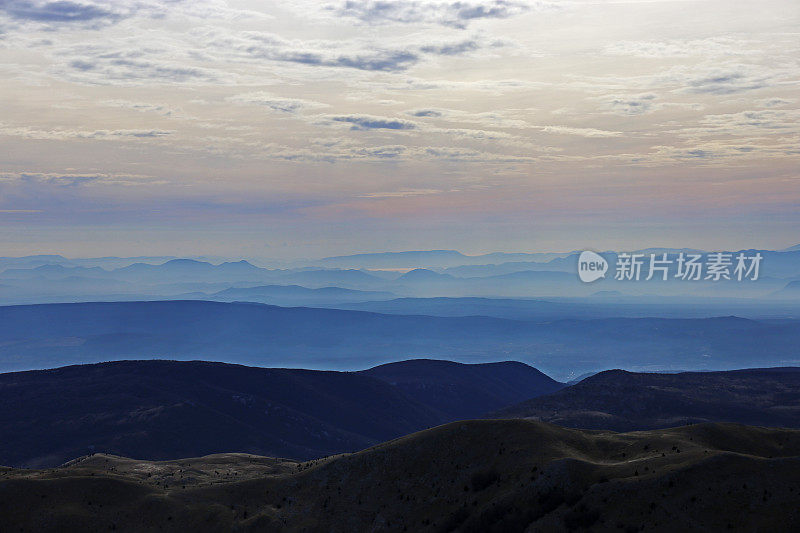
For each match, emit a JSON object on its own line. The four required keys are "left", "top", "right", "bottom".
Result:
{"left": 1, "top": 300, "right": 799, "bottom": 378}
{"left": 206, "top": 284, "right": 396, "bottom": 306}
{"left": 775, "top": 280, "right": 800, "bottom": 297}
{"left": 2, "top": 248, "right": 800, "bottom": 304}
{"left": 314, "top": 250, "right": 571, "bottom": 269}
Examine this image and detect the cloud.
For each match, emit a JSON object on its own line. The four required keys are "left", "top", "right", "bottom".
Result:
{"left": 293, "top": 50, "right": 419, "bottom": 72}
{"left": 329, "top": 114, "right": 417, "bottom": 130}
{"left": 756, "top": 97, "right": 795, "bottom": 108}
{"left": 226, "top": 92, "right": 329, "bottom": 113}
{"left": 408, "top": 109, "right": 444, "bottom": 117}
{"left": 53, "top": 43, "right": 221, "bottom": 85}
{"left": 238, "top": 139, "right": 413, "bottom": 163}
{"left": 0, "top": 171, "right": 166, "bottom": 186}
{"left": 352, "top": 145, "right": 407, "bottom": 158}
{"left": 406, "top": 106, "right": 536, "bottom": 130}
{"left": 196, "top": 29, "right": 423, "bottom": 73}
{"left": 603, "top": 38, "right": 752, "bottom": 59}
{"left": 568, "top": 62, "right": 787, "bottom": 98}
{"left": 673, "top": 109, "right": 800, "bottom": 138}
{"left": 679, "top": 67, "right": 772, "bottom": 95}
{"left": 420, "top": 146, "right": 536, "bottom": 162}
{"left": 540, "top": 126, "right": 621, "bottom": 137}
{"left": 251, "top": 137, "right": 541, "bottom": 164}
{"left": 99, "top": 99, "right": 176, "bottom": 116}
{"left": 602, "top": 93, "right": 658, "bottom": 115}
{"left": 0, "top": 0, "right": 271, "bottom": 29}
{"left": 197, "top": 29, "right": 487, "bottom": 75}
{"left": 0, "top": 124, "right": 173, "bottom": 140}
{"left": 358, "top": 76, "right": 549, "bottom": 94}
{"left": 359, "top": 188, "right": 443, "bottom": 198}
{"left": 647, "top": 139, "right": 800, "bottom": 164}
{"left": 420, "top": 39, "right": 480, "bottom": 56}
{"left": 330, "top": 0, "right": 536, "bottom": 29}
{"left": 2, "top": 1, "right": 121, "bottom": 23}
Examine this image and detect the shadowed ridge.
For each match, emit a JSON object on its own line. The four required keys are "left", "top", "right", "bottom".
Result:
{"left": 360, "top": 359, "right": 564, "bottom": 420}
{"left": 0, "top": 359, "right": 443, "bottom": 468}
{"left": 491, "top": 367, "right": 800, "bottom": 431}
{"left": 0, "top": 358, "right": 564, "bottom": 468}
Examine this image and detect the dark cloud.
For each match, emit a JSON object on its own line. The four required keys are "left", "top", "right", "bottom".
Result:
{"left": 69, "top": 59, "right": 95, "bottom": 71}
{"left": 327, "top": 51, "right": 419, "bottom": 71}
{"left": 683, "top": 71, "right": 768, "bottom": 95}
{"left": 60, "top": 47, "right": 218, "bottom": 84}
{"left": 409, "top": 109, "right": 443, "bottom": 117}
{"left": 271, "top": 41, "right": 476, "bottom": 71}
{"left": 331, "top": 115, "right": 417, "bottom": 130}
{"left": 222, "top": 33, "right": 421, "bottom": 72}
{"left": 2, "top": 0, "right": 119, "bottom": 23}
{"left": 0, "top": 0, "right": 132, "bottom": 28}
{"left": 605, "top": 93, "right": 657, "bottom": 115}
{"left": 333, "top": 0, "right": 530, "bottom": 29}
{"left": 420, "top": 39, "right": 479, "bottom": 56}
{"left": 197, "top": 28, "right": 484, "bottom": 75}
{"left": 686, "top": 149, "right": 710, "bottom": 158}
{"left": 264, "top": 49, "right": 419, "bottom": 72}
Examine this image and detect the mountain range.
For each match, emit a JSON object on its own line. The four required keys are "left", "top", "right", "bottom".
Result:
{"left": 2, "top": 300, "right": 800, "bottom": 378}
{"left": 2, "top": 248, "right": 800, "bottom": 305}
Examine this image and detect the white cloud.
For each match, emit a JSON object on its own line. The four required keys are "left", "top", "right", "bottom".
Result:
{"left": 226, "top": 92, "right": 329, "bottom": 113}
{"left": 0, "top": 124, "right": 173, "bottom": 140}
{"left": 0, "top": 171, "right": 166, "bottom": 186}
{"left": 358, "top": 188, "right": 443, "bottom": 198}
{"left": 603, "top": 38, "right": 755, "bottom": 59}
{"left": 540, "top": 126, "right": 622, "bottom": 137}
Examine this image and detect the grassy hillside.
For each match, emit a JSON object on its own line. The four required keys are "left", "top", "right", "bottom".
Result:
{"left": 1, "top": 420, "right": 798, "bottom": 531}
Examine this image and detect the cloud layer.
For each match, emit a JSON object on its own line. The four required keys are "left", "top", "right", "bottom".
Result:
{"left": 1, "top": 0, "right": 798, "bottom": 255}
{"left": 331, "top": 0, "right": 535, "bottom": 28}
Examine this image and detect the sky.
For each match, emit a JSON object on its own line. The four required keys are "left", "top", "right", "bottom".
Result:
{"left": 0, "top": 0, "right": 798, "bottom": 259}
